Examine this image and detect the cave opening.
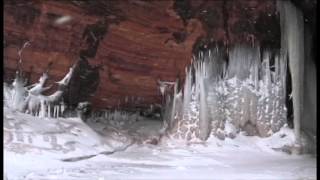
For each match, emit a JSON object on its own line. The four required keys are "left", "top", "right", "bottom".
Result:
{"left": 3, "top": 0, "right": 317, "bottom": 179}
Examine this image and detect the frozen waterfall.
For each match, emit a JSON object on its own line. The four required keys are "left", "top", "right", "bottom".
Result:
{"left": 164, "top": 45, "right": 288, "bottom": 142}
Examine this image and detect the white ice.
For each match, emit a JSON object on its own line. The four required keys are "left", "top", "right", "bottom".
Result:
{"left": 4, "top": 107, "right": 316, "bottom": 180}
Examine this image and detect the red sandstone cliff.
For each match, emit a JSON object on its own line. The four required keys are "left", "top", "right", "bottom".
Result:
{"left": 4, "top": 0, "right": 282, "bottom": 109}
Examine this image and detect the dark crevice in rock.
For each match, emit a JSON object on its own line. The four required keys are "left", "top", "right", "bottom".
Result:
{"left": 80, "top": 21, "right": 108, "bottom": 58}
{"left": 63, "top": 57, "right": 101, "bottom": 109}
{"left": 173, "top": 0, "right": 193, "bottom": 26}
{"left": 199, "top": 5, "right": 221, "bottom": 33}
{"left": 70, "top": 1, "right": 126, "bottom": 21}
{"left": 172, "top": 31, "right": 188, "bottom": 44}
{"left": 255, "top": 13, "right": 281, "bottom": 49}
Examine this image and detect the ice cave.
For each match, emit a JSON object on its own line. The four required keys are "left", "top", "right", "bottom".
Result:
{"left": 3, "top": 0, "right": 317, "bottom": 179}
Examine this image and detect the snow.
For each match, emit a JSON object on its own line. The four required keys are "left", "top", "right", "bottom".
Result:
{"left": 54, "top": 15, "right": 72, "bottom": 25}
{"left": 4, "top": 107, "right": 316, "bottom": 180}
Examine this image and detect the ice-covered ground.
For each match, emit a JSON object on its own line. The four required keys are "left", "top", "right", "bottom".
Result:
{"left": 4, "top": 107, "right": 316, "bottom": 180}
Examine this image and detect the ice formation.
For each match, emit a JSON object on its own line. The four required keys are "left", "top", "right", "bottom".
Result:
{"left": 277, "top": 0, "right": 305, "bottom": 152}
{"left": 161, "top": 0, "right": 307, "bottom": 143}
{"left": 163, "top": 45, "right": 288, "bottom": 142}
{"left": 4, "top": 64, "right": 75, "bottom": 118}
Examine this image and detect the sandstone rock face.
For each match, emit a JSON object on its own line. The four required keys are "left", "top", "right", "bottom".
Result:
{"left": 4, "top": 0, "right": 281, "bottom": 110}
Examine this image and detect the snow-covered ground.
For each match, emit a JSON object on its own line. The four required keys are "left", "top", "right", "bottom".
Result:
{"left": 4, "top": 107, "right": 316, "bottom": 180}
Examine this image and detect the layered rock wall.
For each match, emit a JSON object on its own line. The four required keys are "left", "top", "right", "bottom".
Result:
{"left": 4, "top": 0, "right": 280, "bottom": 109}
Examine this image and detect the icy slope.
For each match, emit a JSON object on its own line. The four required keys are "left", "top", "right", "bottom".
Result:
{"left": 3, "top": 107, "right": 133, "bottom": 160}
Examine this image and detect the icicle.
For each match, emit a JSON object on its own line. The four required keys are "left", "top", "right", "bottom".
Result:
{"left": 274, "top": 55, "right": 280, "bottom": 83}
{"left": 199, "top": 62, "right": 209, "bottom": 141}
{"left": 263, "top": 52, "right": 272, "bottom": 92}
{"left": 277, "top": 0, "right": 304, "bottom": 151}
{"left": 160, "top": 84, "right": 166, "bottom": 97}
{"left": 48, "top": 104, "right": 51, "bottom": 118}
{"left": 53, "top": 105, "right": 56, "bottom": 118}
{"left": 56, "top": 105, "right": 59, "bottom": 118}
{"left": 61, "top": 102, "right": 65, "bottom": 115}
{"left": 40, "top": 99, "right": 45, "bottom": 118}
{"left": 11, "top": 73, "right": 28, "bottom": 111}
{"left": 194, "top": 62, "right": 200, "bottom": 101}
{"left": 183, "top": 67, "right": 192, "bottom": 114}
{"left": 56, "top": 65, "right": 75, "bottom": 86}
{"left": 169, "top": 79, "right": 179, "bottom": 129}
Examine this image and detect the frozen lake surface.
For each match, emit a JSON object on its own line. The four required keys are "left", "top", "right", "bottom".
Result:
{"left": 4, "top": 108, "right": 316, "bottom": 180}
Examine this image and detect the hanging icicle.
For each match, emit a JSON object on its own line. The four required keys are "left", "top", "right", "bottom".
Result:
{"left": 165, "top": 44, "right": 287, "bottom": 142}
{"left": 277, "top": 0, "right": 305, "bottom": 153}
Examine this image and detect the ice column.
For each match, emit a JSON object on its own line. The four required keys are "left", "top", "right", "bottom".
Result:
{"left": 277, "top": 0, "right": 304, "bottom": 150}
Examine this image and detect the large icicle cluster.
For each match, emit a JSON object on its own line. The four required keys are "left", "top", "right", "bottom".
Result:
{"left": 164, "top": 45, "right": 288, "bottom": 142}
{"left": 4, "top": 65, "right": 75, "bottom": 118}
